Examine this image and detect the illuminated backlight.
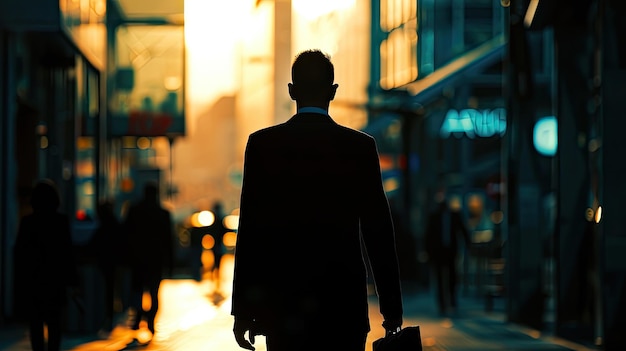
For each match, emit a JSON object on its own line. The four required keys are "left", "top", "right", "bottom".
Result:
{"left": 383, "top": 177, "right": 400, "bottom": 192}
{"left": 121, "top": 177, "right": 134, "bottom": 192}
{"left": 184, "top": 0, "right": 251, "bottom": 117}
{"left": 164, "top": 76, "right": 182, "bottom": 91}
{"left": 198, "top": 210, "right": 215, "bottom": 227}
{"left": 223, "top": 232, "right": 237, "bottom": 247}
{"left": 142, "top": 291, "right": 151, "bottom": 311}
{"left": 137, "top": 137, "right": 151, "bottom": 150}
{"left": 135, "top": 327, "right": 153, "bottom": 344}
{"left": 524, "top": 0, "right": 539, "bottom": 28}
{"left": 201, "top": 250, "right": 215, "bottom": 270}
{"left": 293, "top": 0, "right": 355, "bottom": 20}
{"left": 76, "top": 209, "right": 88, "bottom": 221}
{"left": 490, "top": 210, "right": 504, "bottom": 224}
{"left": 223, "top": 215, "right": 239, "bottom": 230}
{"left": 533, "top": 116, "right": 557, "bottom": 156}
{"left": 448, "top": 195, "right": 462, "bottom": 212}
{"left": 40, "top": 136, "right": 49, "bottom": 149}
{"left": 202, "top": 234, "right": 215, "bottom": 250}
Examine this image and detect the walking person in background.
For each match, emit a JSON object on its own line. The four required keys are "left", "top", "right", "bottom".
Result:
{"left": 208, "top": 200, "right": 227, "bottom": 284}
{"left": 87, "top": 199, "right": 126, "bottom": 335}
{"left": 123, "top": 182, "right": 174, "bottom": 341}
{"left": 424, "top": 187, "right": 471, "bottom": 316}
{"left": 13, "top": 179, "right": 80, "bottom": 351}
{"left": 231, "top": 49, "right": 403, "bottom": 351}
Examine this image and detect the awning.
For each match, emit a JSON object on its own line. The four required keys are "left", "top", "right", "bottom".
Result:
{"left": 401, "top": 34, "right": 506, "bottom": 105}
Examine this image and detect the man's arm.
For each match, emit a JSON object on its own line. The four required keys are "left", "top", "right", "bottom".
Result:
{"left": 232, "top": 135, "right": 264, "bottom": 350}
{"left": 358, "top": 136, "right": 403, "bottom": 330}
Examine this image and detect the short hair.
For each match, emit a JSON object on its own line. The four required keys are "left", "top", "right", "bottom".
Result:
{"left": 143, "top": 181, "right": 159, "bottom": 201}
{"left": 291, "top": 49, "right": 334, "bottom": 89}
{"left": 31, "top": 179, "right": 60, "bottom": 212}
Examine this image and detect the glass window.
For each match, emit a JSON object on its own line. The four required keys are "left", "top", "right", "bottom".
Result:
{"left": 75, "top": 64, "right": 99, "bottom": 221}
{"left": 110, "top": 25, "right": 185, "bottom": 137}
{"left": 379, "top": 0, "right": 418, "bottom": 89}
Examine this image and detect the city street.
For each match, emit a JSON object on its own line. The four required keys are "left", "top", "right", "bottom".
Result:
{"left": 1, "top": 253, "right": 597, "bottom": 351}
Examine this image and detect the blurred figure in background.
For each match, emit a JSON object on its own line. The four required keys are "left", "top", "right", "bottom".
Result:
{"left": 208, "top": 200, "right": 227, "bottom": 283}
{"left": 123, "top": 182, "right": 174, "bottom": 340}
{"left": 87, "top": 199, "right": 127, "bottom": 335}
{"left": 231, "top": 49, "right": 403, "bottom": 351}
{"left": 13, "top": 179, "right": 80, "bottom": 351}
{"left": 424, "top": 187, "right": 471, "bottom": 316}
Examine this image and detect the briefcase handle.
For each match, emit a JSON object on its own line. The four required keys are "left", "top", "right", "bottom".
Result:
{"left": 385, "top": 326, "right": 401, "bottom": 336}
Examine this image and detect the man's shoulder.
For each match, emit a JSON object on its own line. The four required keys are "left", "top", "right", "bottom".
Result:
{"left": 336, "top": 123, "right": 375, "bottom": 139}
{"left": 249, "top": 123, "right": 285, "bottom": 137}
{"left": 248, "top": 119, "right": 375, "bottom": 148}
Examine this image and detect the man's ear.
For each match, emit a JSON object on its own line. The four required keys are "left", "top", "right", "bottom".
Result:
{"left": 329, "top": 84, "right": 339, "bottom": 101}
{"left": 288, "top": 83, "right": 296, "bottom": 101}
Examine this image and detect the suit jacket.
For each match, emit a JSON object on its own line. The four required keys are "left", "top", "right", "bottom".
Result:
{"left": 231, "top": 112, "right": 403, "bottom": 334}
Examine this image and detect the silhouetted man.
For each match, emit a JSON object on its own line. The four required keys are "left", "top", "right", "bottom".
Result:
{"left": 231, "top": 49, "right": 403, "bottom": 351}
{"left": 209, "top": 201, "right": 227, "bottom": 281}
{"left": 124, "top": 182, "right": 174, "bottom": 339}
{"left": 424, "top": 189, "right": 471, "bottom": 315}
{"left": 88, "top": 200, "right": 126, "bottom": 334}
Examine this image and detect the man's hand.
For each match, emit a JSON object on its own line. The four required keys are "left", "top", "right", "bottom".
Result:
{"left": 233, "top": 318, "right": 257, "bottom": 350}
{"left": 382, "top": 317, "right": 403, "bottom": 335}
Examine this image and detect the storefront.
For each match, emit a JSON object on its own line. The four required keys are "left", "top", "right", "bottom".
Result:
{"left": 0, "top": 0, "right": 107, "bottom": 323}
{"left": 366, "top": 43, "right": 507, "bottom": 288}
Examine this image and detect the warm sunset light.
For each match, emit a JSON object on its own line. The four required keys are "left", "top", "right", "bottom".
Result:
{"left": 292, "top": 0, "right": 355, "bottom": 20}
{"left": 184, "top": 0, "right": 253, "bottom": 133}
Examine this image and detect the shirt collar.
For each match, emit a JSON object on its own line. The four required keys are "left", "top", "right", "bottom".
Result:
{"left": 297, "top": 107, "right": 329, "bottom": 116}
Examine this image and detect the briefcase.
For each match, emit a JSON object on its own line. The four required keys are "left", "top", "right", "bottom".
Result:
{"left": 373, "top": 325, "right": 422, "bottom": 351}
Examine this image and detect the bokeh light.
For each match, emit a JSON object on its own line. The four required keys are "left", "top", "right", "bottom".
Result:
{"left": 202, "top": 234, "right": 215, "bottom": 250}
{"left": 198, "top": 210, "right": 215, "bottom": 227}
{"left": 223, "top": 214, "right": 239, "bottom": 230}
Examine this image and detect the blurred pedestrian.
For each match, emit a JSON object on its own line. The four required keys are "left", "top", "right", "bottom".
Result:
{"left": 189, "top": 217, "right": 205, "bottom": 281}
{"left": 208, "top": 201, "right": 227, "bottom": 282}
{"left": 424, "top": 188, "right": 471, "bottom": 315}
{"left": 87, "top": 199, "right": 126, "bottom": 334}
{"left": 123, "top": 182, "right": 174, "bottom": 339}
{"left": 13, "top": 179, "right": 80, "bottom": 351}
{"left": 231, "top": 49, "right": 403, "bottom": 351}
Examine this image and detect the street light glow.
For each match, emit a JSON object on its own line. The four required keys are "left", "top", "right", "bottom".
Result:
{"left": 198, "top": 210, "right": 215, "bottom": 227}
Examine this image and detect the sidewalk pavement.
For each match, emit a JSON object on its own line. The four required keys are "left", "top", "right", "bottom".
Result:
{"left": 391, "top": 287, "right": 600, "bottom": 351}
{"left": 0, "top": 281, "right": 601, "bottom": 351}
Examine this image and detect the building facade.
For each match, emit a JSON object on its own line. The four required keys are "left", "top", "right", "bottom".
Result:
{"left": 0, "top": 0, "right": 185, "bottom": 330}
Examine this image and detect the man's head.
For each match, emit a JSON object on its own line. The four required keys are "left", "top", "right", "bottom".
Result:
{"left": 31, "top": 178, "right": 60, "bottom": 213}
{"left": 143, "top": 181, "right": 159, "bottom": 203}
{"left": 288, "top": 49, "right": 338, "bottom": 107}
